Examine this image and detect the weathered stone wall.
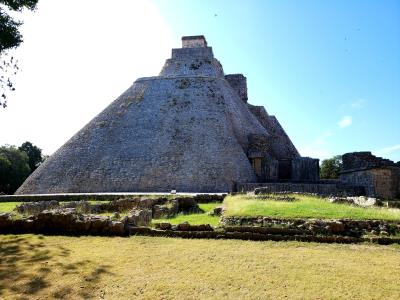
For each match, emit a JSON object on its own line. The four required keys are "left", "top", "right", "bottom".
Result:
{"left": 340, "top": 152, "right": 400, "bottom": 199}
{"left": 236, "top": 182, "right": 364, "bottom": 196}
{"left": 0, "top": 193, "right": 131, "bottom": 203}
{"left": 278, "top": 160, "right": 292, "bottom": 180}
{"left": 247, "top": 134, "right": 269, "bottom": 156}
{"left": 0, "top": 211, "right": 127, "bottom": 236}
{"left": 2, "top": 211, "right": 399, "bottom": 244}
{"left": 253, "top": 183, "right": 338, "bottom": 195}
{"left": 372, "top": 168, "right": 400, "bottom": 199}
{"left": 246, "top": 104, "right": 299, "bottom": 160}
{"left": 341, "top": 167, "right": 400, "bottom": 199}
{"left": 220, "top": 216, "right": 400, "bottom": 237}
{"left": 162, "top": 47, "right": 224, "bottom": 77}
{"left": 15, "top": 35, "right": 313, "bottom": 194}
{"left": 263, "top": 156, "right": 279, "bottom": 180}
{"left": 342, "top": 152, "right": 396, "bottom": 170}
{"left": 0, "top": 193, "right": 226, "bottom": 203}
{"left": 225, "top": 74, "right": 248, "bottom": 103}
{"left": 291, "top": 157, "right": 319, "bottom": 181}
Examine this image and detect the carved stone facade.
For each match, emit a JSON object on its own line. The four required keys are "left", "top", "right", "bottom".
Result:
{"left": 340, "top": 152, "right": 400, "bottom": 199}
{"left": 292, "top": 157, "right": 320, "bottom": 182}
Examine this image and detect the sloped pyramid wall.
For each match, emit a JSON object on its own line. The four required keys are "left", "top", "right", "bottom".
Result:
{"left": 16, "top": 36, "right": 271, "bottom": 194}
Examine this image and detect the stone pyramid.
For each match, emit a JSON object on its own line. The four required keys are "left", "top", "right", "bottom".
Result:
{"left": 17, "top": 36, "right": 315, "bottom": 194}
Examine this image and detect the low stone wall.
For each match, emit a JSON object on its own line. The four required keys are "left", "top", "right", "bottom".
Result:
{"left": 1, "top": 211, "right": 400, "bottom": 244}
{"left": 237, "top": 182, "right": 365, "bottom": 196}
{"left": 0, "top": 193, "right": 134, "bottom": 203}
{"left": 0, "top": 211, "right": 126, "bottom": 236}
{"left": 126, "top": 226, "right": 400, "bottom": 245}
{"left": 220, "top": 216, "right": 400, "bottom": 237}
{"left": 14, "top": 199, "right": 152, "bottom": 215}
{"left": 192, "top": 194, "right": 226, "bottom": 203}
{"left": 12, "top": 197, "right": 203, "bottom": 221}
{"left": 0, "top": 193, "right": 226, "bottom": 203}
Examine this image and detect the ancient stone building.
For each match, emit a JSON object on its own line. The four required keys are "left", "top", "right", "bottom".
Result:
{"left": 340, "top": 152, "right": 400, "bottom": 199}
{"left": 16, "top": 36, "right": 319, "bottom": 194}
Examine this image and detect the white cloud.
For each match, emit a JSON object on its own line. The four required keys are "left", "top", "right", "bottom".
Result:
{"left": 338, "top": 116, "right": 352, "bottom": 128}
{"left": 298, "top": 131, "right": 333, "bottom": 160}
{"left": 339, "top": 98, "right": 366, "bottom": 111}
{"left": 374, "top": 144, "right": 400, "bottom": 156}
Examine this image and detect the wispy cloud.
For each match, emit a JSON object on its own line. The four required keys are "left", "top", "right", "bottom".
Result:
{"left": 299, "top": 131, "right": 333, "bottom": 160}
{"left": 351, "top": 98, "right": 366, "bottom": 109}
{"left": 339, "top": 98, "right": 366, "bottom": 111}
{"left": 374, "top": 144, "right": 400, "bottom": 156}
{"left": 338, "top": 116, "right": 352, "bottom": 128}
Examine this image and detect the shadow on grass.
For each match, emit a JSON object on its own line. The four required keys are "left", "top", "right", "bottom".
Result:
{"left": 0, "top": 234, "right": 112, "bottom": 299}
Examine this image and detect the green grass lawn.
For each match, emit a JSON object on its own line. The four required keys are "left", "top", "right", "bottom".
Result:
{"left": 224, "top": 194, "right": 400, "bottom": 220}
{"left": 0, "top": 202, "right": 21, "bottom": 212}
{"left": 153, "top": 202, "right": 221, "bottom": 226}
{"left": 1, "top": 234, "right": 399, "bottom": 299}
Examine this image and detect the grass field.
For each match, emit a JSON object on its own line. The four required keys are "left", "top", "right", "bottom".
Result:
{"left": 0, "top": 202, "right": 22, "bottom": 212}
{"left": 224, "top": 194, "right": 400, "bottom": 220}
{"left": 153, "top": 202, "right": 221, "bottom": 226}
{"left": 0, "top": 234, "right": 399, "bottom": 299}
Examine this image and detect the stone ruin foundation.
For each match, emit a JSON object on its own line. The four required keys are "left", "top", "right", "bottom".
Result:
{"left": 340, "top": 152, "right": 400, "bottom": 199}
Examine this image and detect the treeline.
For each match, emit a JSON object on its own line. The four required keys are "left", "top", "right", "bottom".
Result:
{"left": 0, "top": 142, "right": 46, "bottom": 194}
{"left": 320, "top": 155, "right": 342, "bottom": 179}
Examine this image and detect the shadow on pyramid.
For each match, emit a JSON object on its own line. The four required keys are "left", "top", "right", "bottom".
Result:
{"left": 16, "top": 36, "right": 318, "bottom": 194}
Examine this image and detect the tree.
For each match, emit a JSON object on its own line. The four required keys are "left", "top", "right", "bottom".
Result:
{"left": 0, "top": 0, "right": 39, "bottom": 107}
{"left": 320, "top": 155, "right": 342, "bottom": 179}
{"left": 19, "top": 141, "right": 42, "bottom": 171}
{"left": 0, "top": 145, "right": 30, "bottom": 193}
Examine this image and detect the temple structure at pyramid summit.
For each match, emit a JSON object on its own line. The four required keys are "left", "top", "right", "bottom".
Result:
{"left": 16, "top": 35, "right": 320, "bottom": 194}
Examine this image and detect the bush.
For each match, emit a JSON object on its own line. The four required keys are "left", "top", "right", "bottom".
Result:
{"left": 320, "top": 155, "right": 342, "bottom": 179}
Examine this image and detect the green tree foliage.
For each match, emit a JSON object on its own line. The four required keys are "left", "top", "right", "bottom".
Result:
{"left": 0, "top": 0, "right": 39, "bottom": 107}
{"left": 320, "top": 155, "right": 343, "bottom": 179}
{"left": 0, "top": 145, "right": 30, "bottom": 193}
{"left": 18, "top": 141, "right": 42, "bottom": 171}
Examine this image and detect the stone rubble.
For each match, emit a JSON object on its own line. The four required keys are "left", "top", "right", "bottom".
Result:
{"left": 328, "top": 196, "right": 382, "bottom": 207}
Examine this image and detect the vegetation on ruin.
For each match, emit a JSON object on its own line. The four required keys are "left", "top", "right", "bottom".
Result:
{"left": 153, "top": 202, "right": 221, "bottom": 226}
{"left": 224, "top": 194, "right": 400, "bottom": 221}
{"left": 0, "top": 234, "right": 399, "bottom": 299}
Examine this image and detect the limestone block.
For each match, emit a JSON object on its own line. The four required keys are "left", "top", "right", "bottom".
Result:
{"left": 128, "top": 209, "right": 152, "bottom": 227}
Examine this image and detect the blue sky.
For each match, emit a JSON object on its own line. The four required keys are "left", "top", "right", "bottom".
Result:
{"left": 1, "top": 0, "right": 399, "bottom": 162}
